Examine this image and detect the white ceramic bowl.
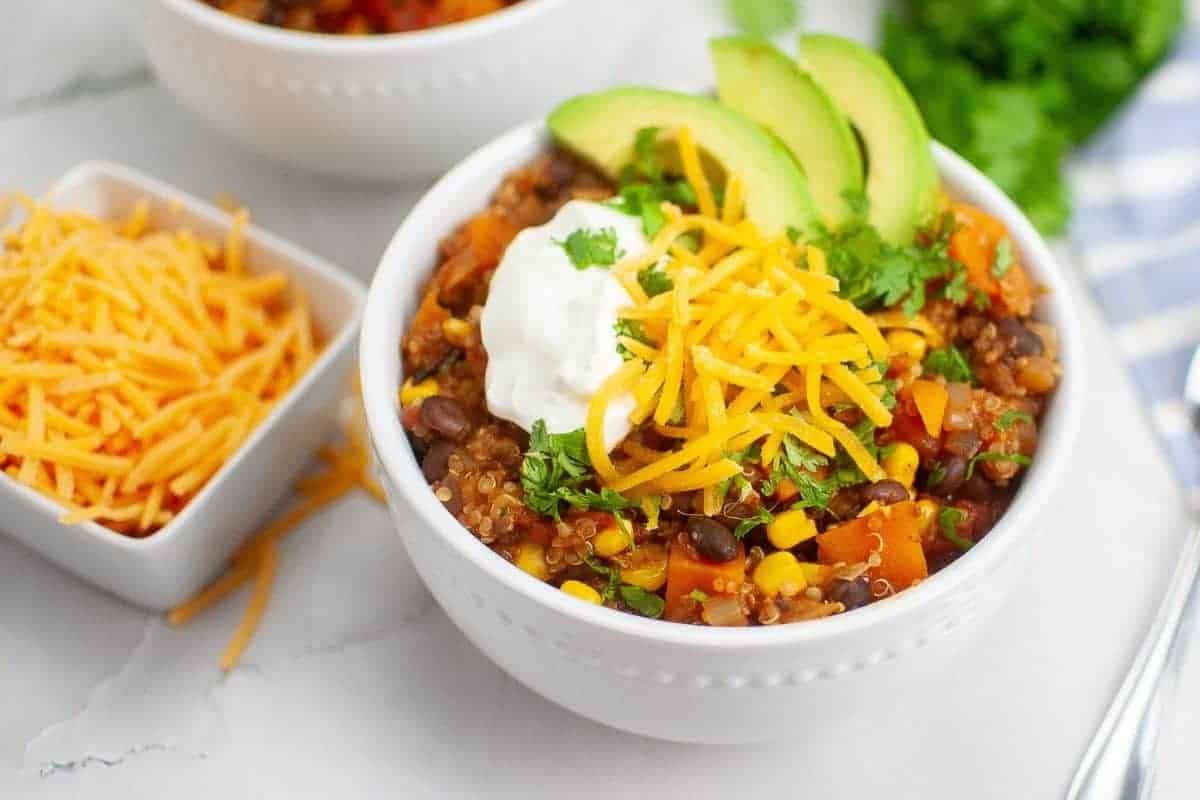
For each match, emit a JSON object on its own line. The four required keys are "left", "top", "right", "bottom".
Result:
{"left": 136, "top": 0, "right": 658, "bottom": 182}
{"left": 0, "top": 161, "right": 365, "bottom": 611}
{"left": 360, "top": 122, "right": 1086, "bottom": 743}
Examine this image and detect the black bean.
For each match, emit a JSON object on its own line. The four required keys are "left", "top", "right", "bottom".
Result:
{"left": 406, "top": 432, "right": 427, "bottom": 462}
{"left": 687, "top": 518, "right": 739, "bottom": 563}
{"left": 996, "top": 318, "right": 1044, "bottom": 357}
{"left": 828, "top": 577, "right": 873, "bottom": 611}
{"left": 827, "top": 485, "right": 865, "bottom": 520}
{"left": 862, "top": 479, "right": 909, "bottom": 505}
{"left": 943, "top": 429, "right": 982, "bottom": 459}
{"left": 960, "top": 472, "right": 998, "bottom": 503}
{"left": 421, "top": 441, "right": 456, "bottom": 483}
{"left": 927, "top": 454, "right": 967, "bottom": 496}
{"left": 420, "top": 395, "right": 469, "bottom": 441}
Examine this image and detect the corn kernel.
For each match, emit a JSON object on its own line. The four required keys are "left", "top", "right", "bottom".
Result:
{"left": 442, "top": 317, "right": 472, "bottom": 345}
{"left": 753, "top": 551, "right": 808, "bottom": 597}
{"left": 592, "top": 525, "right": 630, "bottom": 557}
{"left": 400, "top": 377, "right": 439, "bottom": 406}
{"left": 766, "top": 509, "right": 817, "bottom": 549}
{"left": 561, "top": 580, "right": 602, "bottom": 604}
{"left": 622, "top": 564, "right": 667, "bottom": 592}
{"left": 886, "top": 329, "right": 928, "bottom": 362}
{"left": 915, "top": 499, "right": 940, "bottom": 540}
{"left": 515, "top": 541, "right": 549, "bottom": 581}
{"left": 798, "top": 562, "right": 832, "bottom": 585}
{"left": 882, "top": 441, "right": 920, "bottom": 488}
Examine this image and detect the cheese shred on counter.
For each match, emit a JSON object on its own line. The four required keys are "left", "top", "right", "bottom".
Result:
{"left": 584, "top": 128, "right": 894, "bottom": 511}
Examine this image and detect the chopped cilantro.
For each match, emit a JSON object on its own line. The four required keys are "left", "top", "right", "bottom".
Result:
{"left": 814, "top": 213, "right": 958, "bottom": 318}
{"left": 965, "top": 451, "right": 1032, "bottom": 480}
{"left": 557, "top": 227, "right": 623, "bottom": 270}
{"left": 732, "top": 506, "right": 774, "bottom": 539}
{"left": 619, "top": 585, "right": 665, "bottom": 618}
{"left": 520, "top": 421, "right": 634, "bottom": 519}
{"left": 992, "top": 238, "right": 1014, "bottom": 278}
{"left": 925, "top": 460, "right": 947, "bottom": 491}
{"left": 637, "top": 263, "right": 674, "bottom": 297}
{"left": 923, "top": 345, "right": 975, "bottom": 384}
{"left": 687, "top": 589, "right": 710, "bottom": 603}
{"left": 940, "top": 267, "right": 968, "bottom": 305}
{"left": 994, "top": 410, "right": 1034, "bottom": 431}
{"left": 610, "top": 127, "right": 698, "bottom": 236}
{"left": 614, "top": 319, "right": 651, "bottom": 360}
{"left": 938, "top": 507, "right": 974, "bottom": 552}
{"left": 585, "top": 557, "right": 622, "bottom": 601}
{"left": 786, "top": 225, "right": 802, "bottom": 244}
{"left": 971, "top": 287, "right": 991, "bottom": 311}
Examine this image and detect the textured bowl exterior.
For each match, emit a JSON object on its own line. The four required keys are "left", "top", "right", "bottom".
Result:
{"left": 0, "top": 162, "right": 365, "bottom": 611}
{"left": 137, "top": 0, "right": 657, "bottom": 182}
{"left": 360, "top": 123, "right": 1085, "bottom": 742}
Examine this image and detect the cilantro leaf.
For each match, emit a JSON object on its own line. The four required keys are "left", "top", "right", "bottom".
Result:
{"left": 637, "top": 263, "right": 674, "bottom": 297}
{"left": 687, "top": 589, "right": 710, "bottom": 603}
{"left": 994, "top": 409, "right": 1034, "bottom": 431}
{"left": 732, "top": 507, "right": 774, "bottom": 539}
{"left": 965, "top": 451, "right": 1032, "bottom": 480}
{"left": 613, "top": 318, "right": 651, "bottom": 360}
{"left": 585, "top": 557, "right": 622, "bottom": 601}
{"left": 992, "top": 238, "right": 1014, "bottom": 278}
{"left": 520, "top": 421, "right": 634, "bottom": 519}
{"left": 726, "top": 0, "right": 798, "bottom": 36}
{"left": 940, "top": 267, "right": 968, "bottom": 305}
{"left": 841, "top": 188, "right": 870, "bottom": 217}
{"left": 619, "top": 585, "right": 665, "bottom": 618}
{"left": 611, "top": 127, "right": 698, "bottom": 236}
{"left": 923, "top": 345, "right": 975, "bottom": 384}
{"left": 557, "top": 227, "right": 624, "bottom": 270}
{"left": 938, "top": 506, "right": 974, "bottom": 552}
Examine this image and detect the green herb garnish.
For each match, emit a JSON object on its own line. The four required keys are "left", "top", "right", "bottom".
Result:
{"left": 938, "top": 506, "right": 974, "bottom": 552}
{"left": 994, "top": 409, "right": 1034, "bottom": 431}
{"left": 520, "top": 421, "right": 634, "bottom": 519}
{"left": 585, "top": 557, "right": 622, "bottom": 601}
{"left": 687, "top": 589, "right": 710, "bottom": 603}
{"left": 610, "top": 127, "right": 698, "bottom": 237}
{"left": 923, "top": 345, "right": 975, "bottom": 384}
{"left": 637, "top": 263, "right": 674, "bottom": 297}
{"left": 614, "top": 318, "right": 651, "bottom": 360}
{"left": 965, "top": 451, "right": 1032, "bottom": 480}
{"left": 619, "top": 585, "right": 666, "bottom": 618}
{"left": 557, "top": 227, "right": 624, "bottom": 270}
{"left": 732, "top": 507, "right": 774, "bottom": 539}
{"left": 992, "top": 238, "right": 1014, "bottom": 278}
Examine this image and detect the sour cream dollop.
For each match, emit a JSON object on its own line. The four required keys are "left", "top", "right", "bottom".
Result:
{"left": 480, "top": 200, "right": 649, "bottom": 451}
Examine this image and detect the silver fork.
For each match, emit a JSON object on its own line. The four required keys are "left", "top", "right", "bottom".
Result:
{"left": 1066, "top": 347, "right": 1200, "bottom": 799}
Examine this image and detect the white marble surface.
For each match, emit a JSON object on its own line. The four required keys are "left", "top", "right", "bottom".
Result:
{"left": 2, "top": 1, "right": 1199, "bottom": 797}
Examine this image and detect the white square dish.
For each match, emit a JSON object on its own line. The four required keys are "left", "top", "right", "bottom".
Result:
{"left": 0, "top": 161, "right": 366, "bottom": 610}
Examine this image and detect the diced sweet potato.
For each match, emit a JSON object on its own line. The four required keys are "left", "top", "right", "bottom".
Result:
{"left": 816, "top": 501, "right": 928, "bottom": 590}
{"left": 949, "top": 203, "right": 1033, "bottom": 316}
{"left": 664, "top": 539, "right": 745, "bottom": 621}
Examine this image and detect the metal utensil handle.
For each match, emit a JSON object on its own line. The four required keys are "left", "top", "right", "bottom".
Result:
{"left": 1067, "top": 526, "right": 1200, "bottom": 799}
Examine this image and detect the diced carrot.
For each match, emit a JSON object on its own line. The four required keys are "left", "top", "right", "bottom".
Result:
{"left": 911, "top": 379, "right": 948, "bottom": 437}
{"left": 664, "top": 539, "right": 746, "bottom": 621}
{"left": 466, "top": 212, "right": 519, "bottom": 269}
{"left": 816, "top": 501, "right": 928, "bottom": 590}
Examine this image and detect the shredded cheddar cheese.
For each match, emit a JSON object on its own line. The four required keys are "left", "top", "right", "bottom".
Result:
{"left": 0, "top": 197, "right": 318, "bottom": 536}
{"left": 582, "top": 128, "right": 894, "bottom": 496}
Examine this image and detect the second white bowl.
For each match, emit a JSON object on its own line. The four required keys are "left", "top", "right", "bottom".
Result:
{"left": 137, "top": 0, "right": 659, "bottom": 182}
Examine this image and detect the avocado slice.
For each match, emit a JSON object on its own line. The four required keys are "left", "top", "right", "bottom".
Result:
{"left": 798, "top": 34, "right": 938, "bottom": 244}
{"left": 548, "top": 87, "right": 819, "bottom": 239}
{"left": 711, "top": 36, "right": 864, "bottom": 230}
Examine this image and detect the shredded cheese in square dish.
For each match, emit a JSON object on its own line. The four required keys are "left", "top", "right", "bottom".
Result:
{"left": 0, "top": 196, "right": 319, "bottom": 535}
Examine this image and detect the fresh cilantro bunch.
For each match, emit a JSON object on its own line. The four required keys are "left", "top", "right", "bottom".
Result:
{"left": 882, "top": 0, "right": 1184, "bottom": 234}
{"left": 519, "top": 421, "right": 633, "bottom": 519}
{"left": 810, "top": 210, "right": 961, "bottom": 317}
{"left": 609, "top": 128, "right": 698, "bottom": 237}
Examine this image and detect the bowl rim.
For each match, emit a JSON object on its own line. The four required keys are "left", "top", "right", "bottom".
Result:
{"left": 360, "top": 119, "right": 1086, "bottom": 650}
{"left": 159, "top": 0, "right": 567, "bottom": 52}
{"left": 0, "top": 159, "right": 367, "bottom": 554}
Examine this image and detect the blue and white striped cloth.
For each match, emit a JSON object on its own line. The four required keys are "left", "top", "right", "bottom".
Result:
{"left": 1070, "top": 20, "right": 1200, "bottom": 499}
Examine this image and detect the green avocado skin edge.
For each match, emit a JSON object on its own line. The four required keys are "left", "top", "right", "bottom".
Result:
{"left": 547, "top": 87, "right": 821, "bottom": 239}
{"left": 711, "top": 35, "right": 865, "bottom": 232}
